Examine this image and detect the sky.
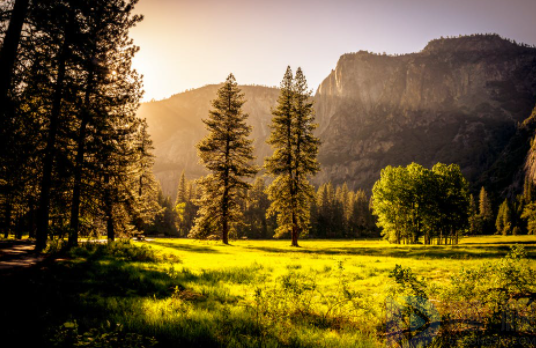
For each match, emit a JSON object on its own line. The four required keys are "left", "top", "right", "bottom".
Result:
{"left": 130, "top": 0, "right": 536, "bottom": 101}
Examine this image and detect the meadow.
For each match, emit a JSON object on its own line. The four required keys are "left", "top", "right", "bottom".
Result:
{"left": 1, "top": 236, "right": 536, "bottom": 347}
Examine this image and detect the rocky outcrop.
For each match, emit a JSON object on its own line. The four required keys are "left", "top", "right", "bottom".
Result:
{"left": 314, "top": 34, "right": 536, "bottom": 192}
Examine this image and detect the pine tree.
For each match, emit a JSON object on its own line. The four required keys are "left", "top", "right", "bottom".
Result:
{"left": 175, "top": 171, "right": 190, "bottom": 236}
{"left": 0, "top": 0, "right": 30, "bottom": 117}
{"left": 175, "top": 171, "right": 187, "bottom": 205}
{"left": 496, "top": 199, "right": 512, "bottom": 236}
{"left": 496, "top": 200, "right": 506, "bottom": 235}
{"left": 479, "top": 186, "right": 493, "bottom": 234}
{"left": 265, "top": 67, "right": 320, "bottom": 247}
{"left": 190, "top": 74, "right": 258, "bottom": 244}
{"left": 68, "top": 0, "right": 144, "bottom": 246}
{"left": 34, "top": 1, "right": 84, "bottom": 250}
{"left": 468, "top": 194, "right": 480, "bottom": 235}
{"left": 522, "top": 202, "right": 536, "bottom": 235}
{"left": 1, "top": 1, "right": 152, "bottom": 247}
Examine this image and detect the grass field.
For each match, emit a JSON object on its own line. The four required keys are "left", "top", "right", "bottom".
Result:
{"left": 1, "top": 236, "right": 536, "bottom": 347}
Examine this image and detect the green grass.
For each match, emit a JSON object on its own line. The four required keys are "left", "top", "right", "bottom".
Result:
{"left": 1, "top": 236, "right": 536, "bottom": 347}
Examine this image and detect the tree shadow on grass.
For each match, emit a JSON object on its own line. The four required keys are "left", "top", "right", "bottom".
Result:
{"left": 150, "top": 241, "right": 223, "bottom": 254}
{"left": 0, "top": 253, "right": 332, "bottom": 348}
{"left": 243, "top": 244, "right": 536, "bottom": 260}
{"left": 461, "top": 241, "right": 536, "bottom": 245}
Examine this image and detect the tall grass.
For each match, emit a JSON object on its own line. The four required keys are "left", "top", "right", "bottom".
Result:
{"left": 1, "top": 237, "right": 536, "bottom": 347}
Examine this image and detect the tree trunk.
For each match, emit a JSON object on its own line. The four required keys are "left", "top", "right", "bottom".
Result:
{"left": 221, "top": 176, "right": 230, "bottom": 245}
{"left": 69, "top": 67, "right": 95, "bottom": 247}
{"left": 35, "top": 23, "right": 71, "bottom": 252}
{"left": 28, "top": 197, "right": 36, "bottom": 239}
{"left": 221, "top": 105, "right": 231, "bottom": 245}
{"left": 106, "top": 212, "right": 115, "bottom": 241}
{"left": 3, "top": 199, "right": 12, "bottom": 238}
{"left": 291, "top": 226, "right": 300, "bottom": 247}
{"left": 0, "top": 0, "right": 30, "bottom": 111}
{"left": 69, "top": 114, "right": 89, "bottom": 247}
{"left": 15, "top": 211, "right": 22, "bottom": 239}
{"left": 222, "top": 216, "right": 229, "bottom": 245}
{"left": 104, "top": 175, "right": 114, "bottom": 242}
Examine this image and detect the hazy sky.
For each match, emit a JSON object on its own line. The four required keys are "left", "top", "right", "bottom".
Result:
{"left": 130, "top": 0, "right": 536, "bottom": 101}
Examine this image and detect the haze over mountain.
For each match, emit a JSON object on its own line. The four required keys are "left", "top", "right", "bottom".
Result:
{"left": 137, "top": 85, "right": 280, "bottom": 196}
{"left": 138, "top": 35, "right": 536, "bottom": 198}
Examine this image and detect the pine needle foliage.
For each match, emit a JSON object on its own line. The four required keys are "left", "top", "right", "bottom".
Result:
{"left": 190, "top": 74, "right": 258, "bottom": 244}
{"left": 265, "top": 67, "right": 320, "bottom": 247}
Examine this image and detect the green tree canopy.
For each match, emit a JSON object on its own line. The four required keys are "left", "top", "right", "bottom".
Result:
{"left": 371, "top": 163, "right": 470, "bottom": 244}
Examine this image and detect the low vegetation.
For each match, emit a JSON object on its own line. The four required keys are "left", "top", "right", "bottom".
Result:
{"left": 1, "top": 237, "right": 535, "bottom": 347}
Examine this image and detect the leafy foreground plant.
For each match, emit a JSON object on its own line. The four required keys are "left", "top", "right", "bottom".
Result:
{"left": 387, "top": 245, "right": 536, "bottom": 347}
{"left": 247, "top": 261, "right": 380, "bottom": 347}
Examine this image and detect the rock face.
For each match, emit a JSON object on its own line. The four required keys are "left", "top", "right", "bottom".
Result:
{"left": 137, "top": 85, "right": 280, "bottom": 196}
{"left": 139, "top": 35, "right": 536, "bottom": 198}
{"left": 314, "top": 34, "right": 536, "bottom": 192}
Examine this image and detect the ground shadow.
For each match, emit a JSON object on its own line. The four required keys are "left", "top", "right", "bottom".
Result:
{"left": 243, "top": 244, "right": 536, "bottom": 260}
{"left": 0, "top": 251, "right": 290, "bottom": 348}
{"left": 150, "top": 241, "right": 223, "bottom": 254}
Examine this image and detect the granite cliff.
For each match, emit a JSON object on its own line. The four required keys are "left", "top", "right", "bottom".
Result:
{"left": 139, "top": 35, "right": 536, "bottom": 198}
{"left": 314, "top": 34, "right": 536, "bottom": 192}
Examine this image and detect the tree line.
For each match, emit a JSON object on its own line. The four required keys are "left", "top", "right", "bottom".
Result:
{"left": 147, "top": 173, "right": 378, "bottom": 240}
{"left": 371, "top": 163, "right": 536, "bottom": 245}
{"left": 2, "top": 2, "right": 535, "bottom": 248}
{"left": 0, "top": 0, "right": 159, "bottom": 251}
{"left": 150, "top": 71, "right": 377, "bottom": 245}
{"left": 145, "top": 72, "right": 535, "bottom": 245}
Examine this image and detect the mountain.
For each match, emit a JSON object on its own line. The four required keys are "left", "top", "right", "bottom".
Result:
{"left": 138, "top": 34, "right": 536, "bottom": 199}
{"left": 314, "top": 34, "right": 536, "bottom": 193}
{"left": 137, "top": 85, "right": 280, "bottom": 196}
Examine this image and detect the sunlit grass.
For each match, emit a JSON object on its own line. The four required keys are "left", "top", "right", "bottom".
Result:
{"left": 3, "top": 236, "right": 536, "bottom": 347}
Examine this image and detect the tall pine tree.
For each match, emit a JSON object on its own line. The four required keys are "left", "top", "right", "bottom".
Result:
{"left": 479, "top": 186, "right": 493, "bottom": 234}
{"left": 190, "top": 74, "right": 257, "bottom": 244}
{"left": 265, "top": 67, "right": 320, "bottom": 247}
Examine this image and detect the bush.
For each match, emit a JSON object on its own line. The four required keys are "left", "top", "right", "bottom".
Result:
{"left": 439, "top": 245, "right": 536, "bottom": 346}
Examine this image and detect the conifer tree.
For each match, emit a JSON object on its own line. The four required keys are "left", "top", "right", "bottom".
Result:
{"left": 175, "top": 171, "right": 187, "bottom": 205}
{"left": 190, "top": 74, "right": 257, "bottom": 244}
{"left": 496, "top": 199, "right": 512, "bottom": 235}
{"left": 265, "top": 67, "right": 320, "bottom": 247}
{"left": 468, "top": 194, "right": 480, "bottom": 235}
{"left": 0, "top": 0, "right": 30, "bottom": 116}
{"left": 67, "top": 0, "right": 144, "bottom": 246}
{"left": 175, "top": 171, "right": 191, "bottom": 236}
{"left": 0, "top": 0, "right": 153, "bottom": 247}
{"left": 34, "top": 1, "right": 84, "bottom": 250}
{"left": 479, "top": 186, "right": 493, "bottom": 234}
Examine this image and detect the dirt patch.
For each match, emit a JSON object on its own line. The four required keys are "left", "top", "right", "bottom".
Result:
{"left": 0, "top": 241, "right": 44, "bottom": 272}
